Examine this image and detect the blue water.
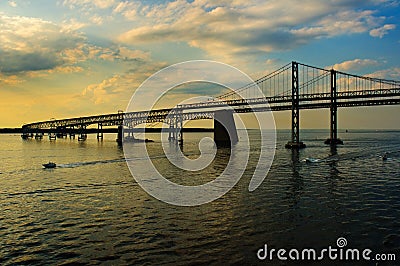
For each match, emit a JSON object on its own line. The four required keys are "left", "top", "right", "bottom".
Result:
{"left": 0, "top": 130, "right": 399, "bottom": 265}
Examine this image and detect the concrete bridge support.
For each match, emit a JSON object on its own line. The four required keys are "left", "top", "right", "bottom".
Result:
{"left": 77, "top": 124, "right": 87, "bottom": 141}
{"left": 214, "top": 110, "right": 238, "bottom": 147}
{"left": 116, "top": 125, "right": 123, "bottom": 146}
{"left": 49, "top": 131, "right": 56, "bottom": 140}
{"left": 168, "top": 111, "right": 183, "bottom": 144}
{"left": 97, "top": 123, "right": 103, "bottom": 140}
{"left": 35, "top": 132, "right": 43, "bottom": 139}
{"left": 69, "top": 126, "right": 75, "bottom": 139}
{"left": 168, "top": 123, "right": 175, "bottom": 141}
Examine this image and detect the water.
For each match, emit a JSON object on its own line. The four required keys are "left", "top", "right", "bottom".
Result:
{"left": 0, "top": 130, "right": 399, "bottom": 265}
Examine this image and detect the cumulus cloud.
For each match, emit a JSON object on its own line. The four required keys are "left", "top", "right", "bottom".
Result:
{"left": 82, "top": 75, "right": 121, "bottom": 104}
{"left": 62, "top": 18, "right": 87, "bottom": 31}
{"left": 0, "top": 13, "right": 153, "bottom": 81}
{"left": 370, "top": 24, "right": 396, "bottom": 38}
{"left": 8, "top": 1, "right": 17, "bottom": 7}
{"left": 0, "top": 14, "right": 85, "bottom": 73}
{"left": 331, "top": 59, "right": 380, "bottom": 71}
{"left": 367, "top": 67, "right": 400, "bottom": 80}
{"left": 116, "top": 0, "right": 396, "bottom": 63}
{"left": 80, "top": 60, "right": 167, "bottom": 106}
{"left": 89, "top": 15, "right": 104, "bottom": 25}
{"left": 0, "top": 73, "right": 24, "bottom": 85}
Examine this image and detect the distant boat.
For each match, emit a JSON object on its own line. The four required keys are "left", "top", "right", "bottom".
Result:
{"left": 43, "top": 162, "right": 56, "bottom": 169}
{"left": 304, "top": 158, "right": 321, "bottom": 163}
{"left": 123, "top": 136, "right": 154, "bottom": 143}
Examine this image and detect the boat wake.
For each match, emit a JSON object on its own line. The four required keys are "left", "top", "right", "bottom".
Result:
{"left": 56, "top": 158, "right": 127, "bottom": 168}
{"left": 302, "top": 144, "right": 400, "bottom": 165}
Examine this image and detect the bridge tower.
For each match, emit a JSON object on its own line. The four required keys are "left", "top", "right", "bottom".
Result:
{"left": 325, "top": 70, "right": 343, "bottom": 145}
{"left": 286, "top": 61, "right": 306, "bottom": 149}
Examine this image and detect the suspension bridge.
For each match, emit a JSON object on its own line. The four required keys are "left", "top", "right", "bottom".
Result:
{"left": 21, "top": 61, "right": 400, "bottom": 148}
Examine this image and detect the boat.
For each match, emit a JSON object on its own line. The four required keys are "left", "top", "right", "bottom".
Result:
{"left": 43, "top": 162, "right": 56, "bottom": 168}
{"left": 304, "top": 157, "right": 321, "bottom": 163}
{"left": 123, "top": 136, "right": 154, "bottom": 143}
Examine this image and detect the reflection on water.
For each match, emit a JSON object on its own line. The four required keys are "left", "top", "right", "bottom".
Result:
{"left": 0, "top": 130, "right": 400, "bottom": 265}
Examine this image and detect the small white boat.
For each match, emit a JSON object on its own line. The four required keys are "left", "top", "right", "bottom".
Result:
{"left": 304, "top": 157, "right": 321, "bottom": 163}
{"left": 43, "top": 162, "right": 56, "bottom": 169}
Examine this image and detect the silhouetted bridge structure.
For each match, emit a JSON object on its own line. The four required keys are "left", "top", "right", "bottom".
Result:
{"left": 22, "top": 61, "right": 400, "bottom": 148}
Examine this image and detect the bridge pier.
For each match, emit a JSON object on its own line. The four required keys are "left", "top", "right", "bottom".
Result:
{"left": 286, "top": 61, "right": 306, "bottom": 149}
{"left": 69, "top": 126, "right": 75, "bottom": 139}
{"left": 97, "top": 123, "right": 103, "bottom": 140}
{"left": 56, "top": 126, "right": 67, "bottom": 138}
{"left": 78, "top": 124, "right": 87, "bottom": 141}
{"left": 167, "top": 110, "right": 183, "bottom": 144}
{"left": 21, "top": 132, "right": 33, "bottom": 139}
{"left": 116, "top": 125, "right": 123, "bottom": 146}
{"left": 49, "top": 132, "right": 56, "bottom": 140}
{"left": 49, "top": 123, "right": 57, "bottom": 140}
{"left": 168, "top": 124, "right": 175, "bottom": 141}
{"left": 214, "top": 110, "right": 238, "bottom": 147}
{"left": 176, "top": 114, "right": 183, "bottom": 144}
{"left": 35, "top": 132, "right": 43, "bottom": 139}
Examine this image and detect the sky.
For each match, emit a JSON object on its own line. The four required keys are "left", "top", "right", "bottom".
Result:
{"left": 0, "top": 0, "right": 399, "bottom": 129}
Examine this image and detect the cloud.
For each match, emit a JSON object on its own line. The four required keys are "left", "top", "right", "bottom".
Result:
{"left": 370, "top": 24, "right": 396, "bottom": 38}
{"left": 89, "top": 15, "right": 104, "bottom": 25}
{"left": 0, "top": 14, "right": 85, "bottom": 73}
{"left": 367, "top": 67, "right": 400, "bottom": 80}
{"left": 80, "top": 60, "right": 167, "bottom": 106}
{"left": 331, "top": 59, "right": 380, "bottom": 71}
{"left": 0, "top": 13, "right": 154, "bottom": 81}
{"left": 8, "top": 1, "right": 17, "bottom": 7}
{"left": 0, "top": 73, "right": 24, "bottom": 85}
{"left": 82, "top": 75, "right": 121, "bottom": 104}
{"left": 95, "top": 46, "right": 150, "bottom": 62}
{"left": 63, "top": 0, "right": 116, "bottom": 9}
{"left": 62, "top": 18, "right": 87, "bottom": 31}
{"left": 112, "top": 1, "right": 142, "bottom": 19}
{"left": 117, "top": 0, "right": 396, "bottom": 64}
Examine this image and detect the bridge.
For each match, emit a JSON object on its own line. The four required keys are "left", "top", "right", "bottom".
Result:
{"left": 21, "top": 61, "right": 400, "bottom": 148}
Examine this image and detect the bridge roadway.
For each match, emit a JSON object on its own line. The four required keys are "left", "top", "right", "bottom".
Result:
{"left": 22, "top": 87, "right": 400, "bottom": 131}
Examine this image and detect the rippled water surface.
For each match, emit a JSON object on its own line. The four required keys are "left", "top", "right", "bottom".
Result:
{"left": 0, "top": 130, "right": 399, "bottom": 265}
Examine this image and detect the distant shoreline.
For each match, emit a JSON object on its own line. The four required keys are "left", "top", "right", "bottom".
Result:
{"left": 1, "top": 128, "right": 399, "bottom": 134}
{"left": 0, "top": 128, "right": 214, "bottom": 134}
{"left": 0, "top": 128, "right": 22, "bottom": 133}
